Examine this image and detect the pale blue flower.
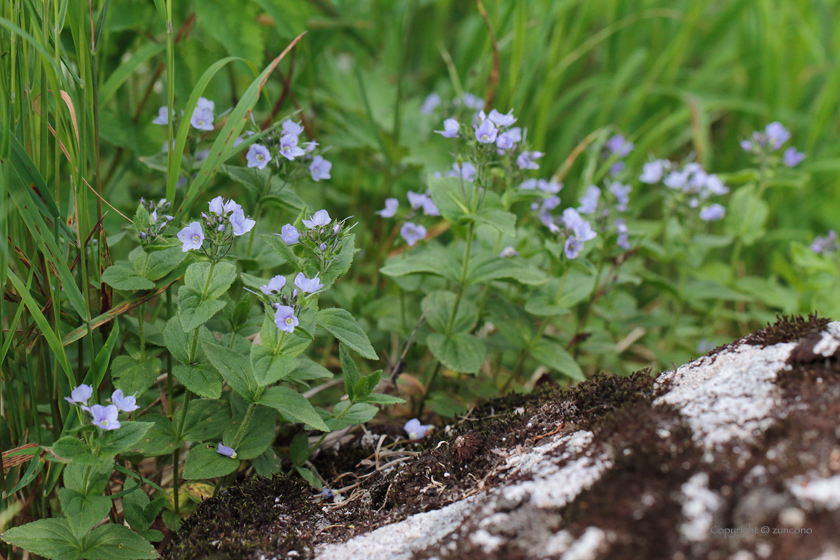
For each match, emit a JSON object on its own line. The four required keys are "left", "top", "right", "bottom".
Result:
{"left": 216, "top": 443, "right": 237, "bottom": 459}
{"left": 784, "top": 147, "right": 805, "bottom": 168}
{"left": 542, "top": 196, "right": 561, "bottom": 212}
{"left": 496, "top": 132, "right": 516, "bottom": 151}
{"left": 321, "top": 488, "right": 335, "bottom": 500}
{"left": 294, "top": 272, "right": 324, "bottom": 294}
{"left": 65, "top": 384, "right": 93, "bottom": 406}
{"left": 421, "top": 93, "right": 441, "bottom": 114}
{"left": 663, "top": 170, "right": 689, "bottom": 190}
{"left": 488, "top": 109, "right": 516, "bottom": 127}
{"left": 538, "top": 179, "right": 562, "bottom": 194}
{"left": 516, "top": 151, "right": 543, "bottom": 170}
{"left": 605, "top": 134, "right": 633, "bottom": 158}
{"left": 177, "top": 222, "right": 205, "bottom": 252}
{"left": 229, "top": 209, "right": 256, "bottom": 236}
{"left": 246, "top": 144, "right": 271, "bottom": 170}
{"left": 302, "top": 210, "right": 331, "bottom": 229}
{"left": 152, "top": 106, "right": 172, "bottom": 125}
{"left": 190, "top": 108, "right": 214, "bottom": 131}
{"left": 616, "top": 218, "right": 630, "bottom": 250}
{"left": 196, "top": 97, "right": 215, "bottom": 112}
{"left": 500, "top": 246, "right": 518, "bottom": 258}
{"left": 421, "top": 197, "right": 439, "bottom": 217}
{"left": 577, "top": 186, "right": 601, "bottom": 215}
{"left": 520, "top": 179, "right": 538, "bottom": 190}
{"left": 89, "top": 404, "right": 121, "bottom": 431}
{"left": 460, "top": 93, "right": 484, "bottom": 110}
{"left": 564, "top": 237, "right": 584, "bottom": 259}
{"left": 446, "top": 162, "right": 477, "bottom": 181}
{"left": 260, "top": 275, "right": 287, "bottom": 295}
{"left": 699, "top": 204, "right": 725, "bottom": 221}
{"left": 400, "top": 222, "right": 427, "bottom": 246}
{"left": 609, "top": 161, "right": 626, "bottom": 176}
{"left": 765, "top": 122, "right": 790, "bottom": 150}
{"left": 279, "top": 133, "right": 305, "bottom": 161}
{"left": 310, "top": 155, "right": 332, "bottom": 181}
{"left": 704, "top": 174, "right": 728, "bottom": 195}
{"left": 640, "top": 160, "right": 667, "bottom": 184}
{"left": 377, "top": 198, "right": 399, "bottom": 218}
{"left": 435, "top": 118, "right": 459, "bottom": 138}
{"left": 208, "top": 196, "right": 226, "bottom": 216}
{"left": 609, "top": 182, "right": 632, "bottom": 212}
{"left": 811, "top": 231, "right": 837, "bottom": 254}
{"left": 304, "top": 141, "right": 318, "bottom": 153}
{"left": 740, "top": 139, "right": 754, "bottom": 152}
{"left": 282, "top": 119, "right": 304, "bottom": 137}
{"left": 475, "top": 118, "right": 498, "bottom": 144}
{"left": 404, "top": 418, "right": 434, "bottom": 440}
{"left": 274, "top": 305, "right": 299, "bottom": 333}
{"left": 110, "top": 389, "right": 139, "bottom": 413}
{"left": 562, "top": 207, "right": 584, "bottom": 230}
{"left": 280, "top": 224, "right": 300, "bottom": 244}
{"left": 407, "top": 191, "right": 428, "bottom": 210}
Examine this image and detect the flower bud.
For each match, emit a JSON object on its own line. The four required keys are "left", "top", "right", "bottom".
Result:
{"left": 139, "top": 232, "right": 147, "bottom": 239}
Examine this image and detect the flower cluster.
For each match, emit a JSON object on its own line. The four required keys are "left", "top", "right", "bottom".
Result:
{"left": 153, "top": 97, "right": 215, "bottom": 132}
{"left": 243, "top": 119, "right": 332, "bottom": 182}
{"left": 421, "top": 92, "right": 484, "bottom": 116}
{"left": 436, "top": 108, "right": 535, "bottom": 165}
{"left": 376, "top": 190, "right": 440, "bottom": 247}
{"left": 279, "top": 209, "right": 353, "bottom": 260}
{"left": 136, "top": 198, "right": 175, "bottom": 245}
{"left": 65, "top": 385, "right": 139, "bottom": 431}
{"left": 603, "top": 134, "right": 634, "bottom": 176}
{"left": 811, "top": 230, "right": 838, "bottom": 254}
{"left": 740, "top": 122, "right": 805, "bottom": 168}
{"left": 255, "top": 271, "right": 324, "bottom": 335}
{"left": 640, "top": 160, "right": 729, "bottom": 221}
{"left": 177, "top": 196, "right": 256, "bottom": 255}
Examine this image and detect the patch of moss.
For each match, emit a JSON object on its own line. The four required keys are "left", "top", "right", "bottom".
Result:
{"left": 743, "top": 313, "right": 829, "bottom": 348}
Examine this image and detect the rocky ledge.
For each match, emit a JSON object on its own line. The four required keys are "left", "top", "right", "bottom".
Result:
{"left": 166, "top": 315, "right": 840, "bottom": 560}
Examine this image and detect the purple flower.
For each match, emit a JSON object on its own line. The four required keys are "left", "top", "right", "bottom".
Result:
{"left": 190, "top": 108, "right": 214, "bottom": 131}
{"left": 811, "top": 231, "right": 838, "bottom": 254}
{"left": 520, "top": 179, "right": 538, "bottom": 190}
{"left": 496, "top": 131, "right": 516, "bottom": 151}
{"left": 65, "top": 385, "right": 93, "bottom": 406}
{"left": 610, "top": 161, "right": 626, "bottom": 176}
{"left": 400, "top": 222, "right": 427, "bottom": 247}
{"left": 699, "top": 203, "right": 725, "bottom": 222}
{"left": 460, "top": 93, "right": 484, "bottom": 110}
{"left": 377, "top": 198, "right": 399, "bottom": 218}
{"left": 446, "top": 162, "right": 476, "bottom": 181}
{"left": 152, "top": 106, "right": 172, "bottom": 126}
{"left": 280, "top": 224, "right": 300, "bottom": 245}
{"left": 562, "top": 207, "right": 584, "bottom": 230}
{"left": 538, "top": 179, "right": 562, "bottom": 194}
{"left": 784, "top": 147, "right": 805, "bottom": 168}
{"left": 640, "top": 160, "right": 666, "bottom": 184}
{"left": 765, "top": 122, "right": 790, "bottom": 150}
{"left": 196, "top": 97, "right": 215, "bottom": 112}
{"left": 404, "top": 418, "right": 434, "bottom": 440}
{"left": 294, "top": 272, "right": 324, "bottom": 294}
{"left": 110, "top": 389, "right": 139, "bottom": 413}
{"left": 319, "top": 242, "right": 327, "bottom": 251}
{"left": 208, "top": 196, "right": 226, "bottom": 216}
{"left": 500, "top": 246, "right": 518, "bottom": 258}
{"left": 616, "top": 218, "right": 630, "bottom": 250}
{"left": 435, "top": 118, "right": 459, "bottom": 138}
{"left": 230, "top": 209, "right": 256, "bottom": 236}
{"left": 704, "top": 175, "right": 729, "bottom": 196}
{"left": 304, "top": 141, "right": 318, "bottom": 153}
{"left": 279, "top": 133, "right": 305, "bottom": 161}
{"left": 542, "top": 196, "right": 561, "bottom": 212}
{"left": 573, "top": 219, "right": 597, "bottom": 243}
{"left": 321, "top": 488, "right": 335, "bottom": 500}
{"left": 605, "top": 134, "right": 634, "bottom": 158}
{"left": 88, "top": 404, "right": 121, "bottom": 431}
{"left": 407, "top": 191, "right": 428, "bottom": 210}
{"left": 260, "top": 275, "right": 287, "bottom": 295}
{"left": 246, "top": 144, "right": 271, "bottom": 170}
{"left": 282, "top": 120, "right": 304, "bottom": 137}
{"left": 310, "top": 155, "right": 332, "bottom": 181}
{"left": 421, "top": 93, "right": 441, "bottom": 114}
{"left": 740, "top": 139, "right": 754, "bottom": 152}
{"left": 216, "top": 443, "right": 237, "bottom": 459}
{"left": 474, "top": 118, "right": 498, "bottom": 144}
{"left": 274, "top": 305, "right": 299, "bottom": 333}
{"left": 609, "top": 182, "right": 632, "bottom": 212}
{"left": 564, "top": 237, "right": 584, "bottom": 259}
{"left": 302, "top": 210, "right": 331, "bottom": 229}
{"left": 663, "top": 170, "right": 689, "bottom": 190}
{"left": 177, "top": 222, "right": 205, "bottom": 252}
{"left": 488, "top": 109, "right": 516, "bottom": 127}
{"left": 421, "top": 197, "right": 440, "bottom": 217}
{"left": 577, "top": 186, "right": 601, "bottom": 215}
{"left": 516, "top": 151, "right": 543, "bottom": 170}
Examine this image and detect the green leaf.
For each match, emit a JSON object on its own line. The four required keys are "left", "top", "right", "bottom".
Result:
{"left": 333, "top": 401, "right": 378, "bottom": 425}
{"left": 51, "top": 437, "right": 100, "bottom": 466}
{"left": 172, "top": 364, "right": 223, "bottom": 399}
{"left": 261, "top": 233, "right": 299, "bottom": 267}
{"left": 258, "top": 386, "right": 329, "bottom": 431}
{"left": 81, "top": 523, "right": 158, "bottom": 559}
{"left": 99, "top": 41, "right": 165, "bottom": 104}
{"left": 57, "top": 489, "right": 112, "bottom": 539}
{"left": 251, "top": 345, "right": 298, "bottom": 387}
{"left": 488, "top": 298, "right": 535, "bottom": 348}
{"left": 202, "top": 342, "right": 258, "bottom": 402}
{"left": 136, "top": 247, "right": 188, "bottom": 282}
{"left": 98, "top": 422, "right": 154, "bottom": 458}
{"left": 422, "top": 290, "right": 478, "bottom": 334}
{"left": 339, "top": 343, "right": 360, "bottom": 401}
{"left": 1, "top": 518, "right": 82, "bottom": 560}
{"left": 724, "top": 184, "right": 769, "bottom": 245}
{"left": 195, "top": 0, "right": 264, "bottom": 66}
{"left": 111, "top": 356, "right": 161, "bottom": 396}
{"left": 294, "top": 466, "right": 322, "bottom": 490}
{"left": 427, "top": 333, "right": 486, "bottom": 374}
{"left": 63, "top": 463, "right": 112, "bottom": 498}
{"left": 473, "top": 208, "right": 517, "bottom": 236}
{"left": 223, "top": 406, "right": 275, "bottom": 460}
{"left": 182, "top": 443, "right": 239, "bottom": 480}
{"left": 182, "top": 399, "right": 230, "bottom": 442}
{"left": 525, "top": 269, "right": 596, "bottom": 317}
{"left": 289, "top": 432, "right": 310, "bottom": 466}
{"left": 466, "top": 254, "right": 547, "bottom": 286}
{"left": 316, "top": 308, "right": 378, "bottom": 360}
{"left": 101, "top": 265, "right": 155, "bottom": 291}
{"left": 321, "top": 234, "right": 357, "bottom": 290}
{"left": 352, "top": 371, "right": 382, "bottom": 403}
{"left": 363, "top": 393, "right": 406, "bottom": 405}
{"left": 121, "top": 480, "right": 154, "bottom": 532}
{"left": 427, "top": 176, "right": 472, "bottom": 221}
{"left": 287, "top": 357, "right": 333, "bottom": 383}
{"left": 185, "top": 262, "right": 238, "bottom": 300}
{"left": 128, "top": 414, "right": 178, "bottom": 457}
{"left": 177, "top": 287, "right": 227, "bottom": 332}
{"left": 380, "top": 249, "right": 461, "bottom": 283}
{"left": 251, "top": 448, "right": 284, "bottom": 478}
{"left": 529, "top": 339, "right": 584, "bottom": 381}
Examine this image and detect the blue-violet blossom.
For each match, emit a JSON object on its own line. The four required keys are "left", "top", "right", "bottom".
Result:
{"left": 310, "top": 155, "right": 332, "bottom": 181}
{"left": 261, "top": 275, "right": 287, "bottom": 295}
{"left": 400, "top": 222, "right": 427, "bottom": 247}
{"left": 294, "top": 272, "right": 324, "bottom": 294}
{"left": 377, "top": 198, "right": 399, "bottom": 218}
{"left": 65, "top": 384, "right": 93, "bottom": 405}
{"left": 216, "top": 443, "right": 237, "bottom": 459}
{"left": 177, "top": 222, "right": 205, "bottom": 252}
{"left": 280, "top": 224, "right": 300, "bottom": 245}
{"left": 274, "top": 305, "right": 299, "bottom": 333}
{"left": 89, "top": 404, "right": 121, "bottom": 431}
{"left": 246, "top": 144, "right": 271, "bottom": 170}
{"left": 111, "top": 389, "right": 139, "bottom": 413}
{"left": 302, "top": 210, "right": 331, "bottom": 229}
{"left": 404, "top": 418, "right": 434, "bottom": 440}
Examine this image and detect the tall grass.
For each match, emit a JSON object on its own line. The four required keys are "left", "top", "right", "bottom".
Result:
{"left": 1, "top": 0, "right": 839, "bottom": 552}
